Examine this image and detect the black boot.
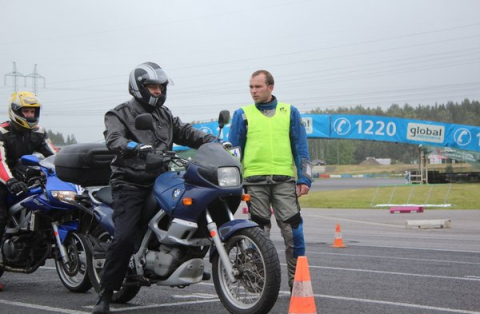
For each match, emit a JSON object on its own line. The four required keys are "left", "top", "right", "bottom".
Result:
{"left": 92, "top": 288, "right": 113, "bottom": 314}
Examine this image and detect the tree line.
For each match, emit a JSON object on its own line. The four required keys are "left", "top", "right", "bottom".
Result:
{"left": 307, "top": 99, "right": 480, "bottom": 165}
{"left": 47, "top": 130, "right": 77, "bottom": 146}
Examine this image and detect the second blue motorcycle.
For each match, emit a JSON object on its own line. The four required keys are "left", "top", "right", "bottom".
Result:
{"left": 0, "top": 154, "right": 91, "bottom": 292}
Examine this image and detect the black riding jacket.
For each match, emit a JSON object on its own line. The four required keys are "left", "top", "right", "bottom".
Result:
{"left": 0, "top": 121, "right": 57, "bottom": 184}
{"left": 104, "top": 98, "right": 216, "bottom": 187}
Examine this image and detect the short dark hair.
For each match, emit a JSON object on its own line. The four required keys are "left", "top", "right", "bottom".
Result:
{"left": 251, "top": 70, "right": 274, "bottom": 86}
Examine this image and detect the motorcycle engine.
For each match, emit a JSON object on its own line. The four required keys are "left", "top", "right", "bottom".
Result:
{"left": 145, "top": 245, "right": 182, "bottom": 277}
{"left": 1, "top": 235, "right": 48, "bottom": 266}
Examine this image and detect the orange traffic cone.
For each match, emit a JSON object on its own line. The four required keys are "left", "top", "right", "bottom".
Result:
{"left": 288, "top": 256, "right": 317, "bottom": 314}
{"left": 330, "top": 223, "right": 346, "bottom": 248}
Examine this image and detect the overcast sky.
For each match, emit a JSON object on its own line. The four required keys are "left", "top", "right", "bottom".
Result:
{"left": 1, "top": 0, "right": 479, "bottom": 143}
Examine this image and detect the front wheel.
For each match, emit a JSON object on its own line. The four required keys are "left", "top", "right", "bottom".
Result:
{"left": 55, "top": 232, "right": 92, "bottom": 292}
{"left": 212, "top": 227, "right": 281, "bottom": 314}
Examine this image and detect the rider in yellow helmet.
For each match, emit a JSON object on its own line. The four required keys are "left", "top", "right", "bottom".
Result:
{"left": 0, "top": 91, "right": 58, "bottom": 291}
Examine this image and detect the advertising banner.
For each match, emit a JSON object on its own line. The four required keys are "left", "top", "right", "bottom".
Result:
{"left": 178, "top": 114, "right": 480, "bottom": 153}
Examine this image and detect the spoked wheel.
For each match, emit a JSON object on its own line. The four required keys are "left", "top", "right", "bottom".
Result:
{"left": 212, "top": 227, "right": 281, "bottom": 314}
{"left": 55, "top": 232, "right": 92, "bottom": 292}
{"left": 86, "top": 228, "right": 141, "bottom": 304}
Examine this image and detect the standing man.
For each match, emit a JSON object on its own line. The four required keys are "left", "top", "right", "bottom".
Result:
{"left": 228, "top": 70, "right": 312, "bottom": 291}
{"left": 91, "top": 62, "right": 216, "bottom": 314}
{"left": 0, "top": 91, "right": 58, "bottom": 291}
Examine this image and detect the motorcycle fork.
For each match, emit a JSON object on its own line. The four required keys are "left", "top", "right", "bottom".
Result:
{"left": 52, "top": 222, "right": 70, "bottom": 264}
{"left": 206, "top": 209, "right": 237, "bottom": 283}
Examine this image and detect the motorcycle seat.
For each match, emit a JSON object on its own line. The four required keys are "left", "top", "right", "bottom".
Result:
{"left": 96, "top": 187, "right": 113, "bottom": 205}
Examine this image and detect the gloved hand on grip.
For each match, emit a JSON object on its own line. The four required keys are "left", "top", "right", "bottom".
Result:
{"left": 135, "top": 144, "right": 154, "bottom": 159}
{"left": 145, "top": 152, "right": 165, "bottom": 171}
{"left": 6, "top": 178, "right": 29, "bottom": 195}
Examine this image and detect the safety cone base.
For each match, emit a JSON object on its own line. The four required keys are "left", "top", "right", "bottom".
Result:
{"left": 330, "top": 241, "right": 346, "bottom": 248}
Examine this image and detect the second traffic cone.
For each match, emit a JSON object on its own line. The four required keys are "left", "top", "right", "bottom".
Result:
{"left": 288, "top": 256, "right": 317, "bottom": 314}
{"left": 331, "top": 223, "right": 346, "bottom": 248}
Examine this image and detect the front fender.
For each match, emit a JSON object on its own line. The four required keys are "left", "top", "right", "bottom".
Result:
{"left": 209, "top": 219, "right": 258, "bottom": 262}
{"left": 57, "top": 221, "right": 79, "bottom": 243}
{"left": 218, "top": 219, "right": 258, "bottom": 241}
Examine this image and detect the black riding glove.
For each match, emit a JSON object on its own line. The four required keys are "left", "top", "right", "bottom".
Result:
{"left": 6, "top": 178, "right": 29, "bottom": 195}
{"left": 135, "top": 144, "right": 154, "bottom": 160}
{"left": 145, "top": 153, "right": 165, "bottom": 171}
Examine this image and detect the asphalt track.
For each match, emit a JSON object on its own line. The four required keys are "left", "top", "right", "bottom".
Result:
{"left": 0, "top": 203, "right": 479, "bottom": 313}
{"left": 311, "top": 176, "right": 405, "bottom": 191}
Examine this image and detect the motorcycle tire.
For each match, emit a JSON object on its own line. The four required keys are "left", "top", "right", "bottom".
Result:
{"left": 55, "top": 232, "right": 92, "bottom": 293}
{"left": 212, "top": 227, "right": 281, "bottom": 314}
{"left": 86, "top": 228, "right": 141, "bottom": 304}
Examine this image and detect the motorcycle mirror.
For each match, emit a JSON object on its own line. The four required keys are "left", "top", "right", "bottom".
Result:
{"left": 135, "top": 113, "right": 154, "bottom": 131}
{"left": 217, "top": 110, "right": 230, "bottom": 140}
{"left": 218, "top": 110, "right": 230, "bottom": 129}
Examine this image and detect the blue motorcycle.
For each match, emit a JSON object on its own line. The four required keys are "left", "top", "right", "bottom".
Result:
{"left": 57, "top": 111, "right": 281, "bottom": 314}
{"left": 0, "top": 154, "right": 91, "bottom": 292}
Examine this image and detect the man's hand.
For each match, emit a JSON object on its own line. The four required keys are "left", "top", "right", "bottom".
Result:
{"left": 7, "top": 178, "right": 29, "bottom": 195}
{"left": 296, "top": 184, "right": 310, "bottom": 197}
{"left": 135, "top": 144, "right": 154, "bottom": 159}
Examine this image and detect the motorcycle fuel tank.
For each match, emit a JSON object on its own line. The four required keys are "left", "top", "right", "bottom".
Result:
{"left": 153, "top": 172, "right": 185, "bottom": 216}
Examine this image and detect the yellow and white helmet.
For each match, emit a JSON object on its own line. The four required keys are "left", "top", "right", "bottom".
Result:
{"left": 8, "top": 91, "right": 42, "bottom": 129}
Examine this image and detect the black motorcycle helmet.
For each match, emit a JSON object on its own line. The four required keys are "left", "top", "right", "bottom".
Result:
{"left": 128, "top": 62, "right": 171, "bottom": 108}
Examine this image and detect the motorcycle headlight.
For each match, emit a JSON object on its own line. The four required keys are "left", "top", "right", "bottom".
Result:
{"left": 51, "top": 190, "right": 77, "bottom": 202}
{"left": 218, "top": 167, "right": 241, "bottom": 187}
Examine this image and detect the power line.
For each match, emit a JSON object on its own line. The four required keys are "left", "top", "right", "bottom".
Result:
{"left": 3, "top": 63, "right": 46, "bottom": 94}
{"left": 25, "top": 64, "right": 46, "bottom": 94}
{"left": 3, "top": 62, "right": 25, "bottom": 93}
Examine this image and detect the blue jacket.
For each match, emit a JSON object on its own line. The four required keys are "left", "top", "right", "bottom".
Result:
{"left": 228, "top": 96, "right": 312, "bottom": 187}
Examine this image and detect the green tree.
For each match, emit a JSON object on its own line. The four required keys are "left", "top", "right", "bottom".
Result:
{"left": 47, "top": 130, "right": 78, "bottom": 146}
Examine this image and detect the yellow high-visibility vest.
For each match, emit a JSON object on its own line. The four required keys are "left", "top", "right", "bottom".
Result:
{"left": 242, "top": 103, "right": 294, "bottom": 178}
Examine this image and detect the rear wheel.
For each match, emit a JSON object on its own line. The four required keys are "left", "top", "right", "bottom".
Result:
{"left": 55, "top": 232, "right": 92, "bottom": 292}
{"left": 86, "top": 228, "right": 141, "bottom": 304}
{"left": 212, "top": 227, "right": 281, "bottom": 314}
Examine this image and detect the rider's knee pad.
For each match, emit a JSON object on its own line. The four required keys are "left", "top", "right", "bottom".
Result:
{"left": 250, "top": 214, "right": 270, "bottom": 230}
{"left": 284, "top": 213, "right": 302, "bottom": 229}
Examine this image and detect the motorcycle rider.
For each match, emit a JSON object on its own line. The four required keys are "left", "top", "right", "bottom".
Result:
{"left": 0, "top": 91, "right": 58, "bottom": 291}
{"left": 92, "top": 62, "right": 216, "bottom": 314}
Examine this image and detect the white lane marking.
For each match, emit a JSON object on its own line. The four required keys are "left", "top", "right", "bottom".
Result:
{"left": 85, "top": 299, "right": 220, "bottom": 312}
{"left": 280, "top": 262, "right": 480, "bottom": 281}
{"left": 309, "top": 251, "right": 480, "bottom": 265}
{"left": 40, "top": 266, "right": 56, "bottom": 270}
{"left": 350, "top": 244, "right": 480, "bottom": 254}
{"left": 2, "top": 291, "right": 477, "bottom": 314}
{"left": 173, "top": 293, "right": 217, "bottom": 299}
{"left": 306, "top": 265, "right": 480, "bottom": 281}
{"left": 311, "top": 293, "right": 480, "bottom": 314}
{"left": 303, "top": 214, "right": 406, "bottom": 228}
{"left": 0, "top": 299, "right": 89, "bottom": 314}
